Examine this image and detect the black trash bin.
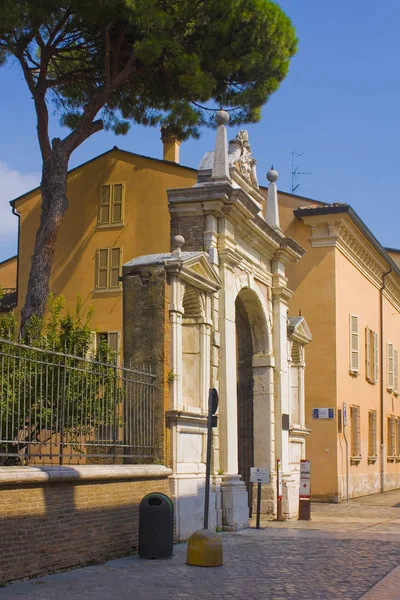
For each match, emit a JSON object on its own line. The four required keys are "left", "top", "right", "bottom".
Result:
{"left": 139, "top": 492, "right": 174, "bottom": 559}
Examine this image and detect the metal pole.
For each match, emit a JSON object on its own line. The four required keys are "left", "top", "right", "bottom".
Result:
{"left": 256, "top": 482, "right": 262, "bottom": 529}
{"left": 277, "top": 458, "right": 283, "bottom": 521}
{"left": 343, "top": 419, "right": 350, "bottom": 503}
{"left": 203, "top": 391, "right": 213, "bottom": 530}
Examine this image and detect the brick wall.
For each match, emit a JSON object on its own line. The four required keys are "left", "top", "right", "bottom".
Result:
{"left": 0, "top": 473, "right": 170, "bottom": 582}
{"left": 170, "top": 215, "right": 205, "bottom": 251}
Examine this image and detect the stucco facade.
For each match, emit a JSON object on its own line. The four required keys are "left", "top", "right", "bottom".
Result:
{"left": 0, "top": 255, "right": 17, "bottom": 291}
{"left": 280, "top": 202, "right": 400, "bottom": 501}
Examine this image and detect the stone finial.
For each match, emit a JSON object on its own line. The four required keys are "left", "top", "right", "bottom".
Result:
{"left": 265, "top": 166, "right": 281, "bottom": 231}
{"left": 172, "top": 234, "right": 185, "bottom": 257}
{"left": 212, "top": 110, "right": 230, "bottom": 182}
{"left": 215, "top": 109, "right": 229, "bottom": 126}
{"left": 267, "top": 166, "right": 279, "bottom": 183}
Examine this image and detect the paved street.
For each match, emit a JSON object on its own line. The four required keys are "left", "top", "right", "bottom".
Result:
{"left": 3, "top": 490, "right": 400, "bottom": 599}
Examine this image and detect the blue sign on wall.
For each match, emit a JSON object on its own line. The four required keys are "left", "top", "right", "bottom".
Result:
{"left": 313, "top": 408, "right": 335, "bottom": 419}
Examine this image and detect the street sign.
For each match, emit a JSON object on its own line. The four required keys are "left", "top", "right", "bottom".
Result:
{"left": 312, "top": 408, "right": 335, "bottom": 419}
{"left": 299, "top": 460, "right": 311, "bottom": 520}
{"left": 250, "top": 467, "right": 270, "bottom": 484}
{"left": 300, "top": 460, "right": 311, "bottom": 498}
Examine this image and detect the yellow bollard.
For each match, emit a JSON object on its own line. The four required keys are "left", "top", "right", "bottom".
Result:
{"left": 186, "top": 529, "right": 223, "bottom": 567}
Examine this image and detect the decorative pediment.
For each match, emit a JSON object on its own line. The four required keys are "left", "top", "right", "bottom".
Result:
{"left": 167, "top": 252, "right": 221, "bottom": 293}
{"left": 287, "top": 316, "right": 312, "bottom": 345}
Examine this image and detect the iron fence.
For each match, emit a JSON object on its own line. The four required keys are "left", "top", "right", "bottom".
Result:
{"left": 0, "top": 338, "right": 156, "bottom": 465}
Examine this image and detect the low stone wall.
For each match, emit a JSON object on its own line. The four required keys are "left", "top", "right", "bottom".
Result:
{"left": 0, "top": 465, "right": 171, "bottom": 582}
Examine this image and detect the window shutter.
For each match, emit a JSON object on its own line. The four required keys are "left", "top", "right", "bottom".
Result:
{"left": 395, "top": 349, "right": 399, "bottom": 393}
{"left": 349, "top": 315, "right": 359, "bottom": 373}
{"left": 397, "top": 419, "right": 400, "bottom": 456}
{"left": 373, "top": 332, "right": 378, "bottom": 382}
{"left": 108, "top": 332, "right": 119, "bottom": 353}
{"left": 388, "top": 343, "right": 394, "bottom": 390}
{"left": 86, "top": 330, "right": 97, "bottom": 360}
{"left": 97, "top": 249, "right": 109, "bottom": 289}
{"left": 350, "top": 405, "right": 361, "bottom": 457}
{"left": 111, "top": 184, "right": 123, "bottom": 223}
{"left": 365, "top": 326, "right": 371, "bottom": 378}
{"left": 99, "top": 185, "right": 111, "bottom": 224}
{"left": 109, "top": 248, "right": 121, "bottom": 288}
{"left": 368, "top": 411, "right": 377, "bottom": 457}
{"left": 388, "top": 416, "right": 396, "bottom": 457}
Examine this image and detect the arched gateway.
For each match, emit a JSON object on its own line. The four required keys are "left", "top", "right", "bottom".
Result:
{"left": 122, "top": 112, "right": 311, "bottom": 540}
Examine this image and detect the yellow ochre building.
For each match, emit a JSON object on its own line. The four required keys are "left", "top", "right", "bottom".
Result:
{"left": 2, "top": 131, "right": 400, "bottom": 504}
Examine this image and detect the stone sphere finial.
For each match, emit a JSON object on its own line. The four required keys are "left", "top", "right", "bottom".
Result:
{"left": 215, "top": 109, "right": 229, "bottom": 126}
{"left": 267, "top": 166, "right": 279, "bottom": 183}
{"left": 174, "top": 234, "right": 185, "bottom": 249}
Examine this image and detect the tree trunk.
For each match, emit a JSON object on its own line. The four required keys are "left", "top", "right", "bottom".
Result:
{"left": 20, "top": 139, "right": 69, "bottom": 339}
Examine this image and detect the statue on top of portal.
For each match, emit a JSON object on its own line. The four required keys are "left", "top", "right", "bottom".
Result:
{"left": 228, "top": 130, "right": 259, "bottom": 188}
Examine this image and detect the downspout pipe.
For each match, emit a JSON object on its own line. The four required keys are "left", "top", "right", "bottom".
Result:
{"left": 11, "top": 205, "right": 21, "bottom": 312}
{"left": 380, "top": 266, "right": 392, "bottom": 494}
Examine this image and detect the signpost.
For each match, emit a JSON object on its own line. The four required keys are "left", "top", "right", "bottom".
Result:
{"left": 250, "top": 468, "right": 270, "bottom": 529}
{"left": 299, "top": 460, "right": 311, "bottom": 520}
{"left": 204, "top": 388, "right": 219, "bottom": 530}
{"left": 276, "top": 459, "right": 284, "bottom": 521}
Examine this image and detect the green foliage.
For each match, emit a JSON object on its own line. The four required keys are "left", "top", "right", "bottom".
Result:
{"left": 0, "top": 295, "right": 121, "bottom": 465}
{"left": 0, "top": 0, "right": 297, "bottom": 140}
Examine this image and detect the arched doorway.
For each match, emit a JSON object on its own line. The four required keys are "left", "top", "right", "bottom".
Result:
{"left": 236, "top": 294, "right": 254, "bottom": 513}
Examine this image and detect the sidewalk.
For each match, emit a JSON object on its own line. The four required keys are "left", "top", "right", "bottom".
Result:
{"left": 2, "top": 490, "right": 400, "bottom": 599}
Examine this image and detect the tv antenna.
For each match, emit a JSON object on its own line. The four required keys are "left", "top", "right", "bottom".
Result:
{"left": 279, "top": 149, "right": 312, "bottom": 193}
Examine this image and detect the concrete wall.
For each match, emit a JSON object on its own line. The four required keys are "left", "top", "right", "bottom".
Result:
{"left": 0, "top": 466, "right": 171, "bottom": 582}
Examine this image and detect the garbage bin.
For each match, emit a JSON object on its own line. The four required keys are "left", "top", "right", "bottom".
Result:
{"left": 139, "top": 492, "right": 174, "bottom": 559}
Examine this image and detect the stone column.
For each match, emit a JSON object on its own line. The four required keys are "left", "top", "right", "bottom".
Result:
{"left": 252, "top": 353, "right": 276, "bottom": 514}
{"left": 272, "top": 257, "right": 297, "bottom": 518}
{"left": 218, "top": 252, "right": 249, "bottom": 530}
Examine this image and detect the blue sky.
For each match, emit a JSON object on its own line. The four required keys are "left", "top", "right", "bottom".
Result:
{"left": 1, "top": 0, "right": 400, "bottom": 261}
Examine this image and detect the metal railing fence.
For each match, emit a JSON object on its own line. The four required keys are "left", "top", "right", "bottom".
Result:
{"left": 0, "top": 338, "right": 156, "bottom": 465}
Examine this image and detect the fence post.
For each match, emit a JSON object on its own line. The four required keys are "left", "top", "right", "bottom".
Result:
{"left": 113, "top": 355, "right": 118, "bottom": 465}
{"left": 59, "top": 348, "right": 68, "bottom": 466}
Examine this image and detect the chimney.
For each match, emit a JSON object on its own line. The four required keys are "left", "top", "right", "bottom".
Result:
{"left": 161, "top": 127, "right": 181, "bottom": 163}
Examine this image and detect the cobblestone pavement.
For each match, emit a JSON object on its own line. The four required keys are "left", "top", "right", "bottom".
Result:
{"left": 3, "top": 490, "right": 400, "bottom": 600}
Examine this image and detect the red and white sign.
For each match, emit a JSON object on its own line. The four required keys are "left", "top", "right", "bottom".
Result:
{"left": 300, "top": 460, "right": 311, "bottom": 499}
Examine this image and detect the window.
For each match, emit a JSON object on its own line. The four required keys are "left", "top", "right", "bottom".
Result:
{"left": 350, "top": 405, "right": 361, "bottom": 460}
{"left": 349, "top": 315, "right": 359, "bottom": 374}
{"left": 98, "top": 183, "right": 124, "bottom": 225}
{"left": 395, "top": 349, "right": 399, "bottom": 395}
{"left": 96, "top": 331, "right": 120, "bottom": 355}
{"left": 388, "top": 415, "right": 397, "bottom": 459}
{"left": 368, "top": 410, "right": 377, "bottom": 461}
{"left": 96, "top": 247, "right": 121, "bottom": 290}
{"left": 365, "top": 327, "right": 378, "bottom": 383}
{"left": 388, "top": 343, "right": 394, "bottom": 390}
{"left": 397, "top": 419, "right": 400, "bottom": 458}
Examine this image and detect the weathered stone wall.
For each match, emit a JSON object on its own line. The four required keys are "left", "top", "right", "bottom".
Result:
{"left": 0, "top": 467, "right": 171, "bottom": 582}
{"left": 123, "top": 266, "right": 167, "bottom": 464}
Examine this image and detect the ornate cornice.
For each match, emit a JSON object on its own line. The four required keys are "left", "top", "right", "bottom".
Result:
{"left": 300, "top": 213, "right": 400, "bottom": 311}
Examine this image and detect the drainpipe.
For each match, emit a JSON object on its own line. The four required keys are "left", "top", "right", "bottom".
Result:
{"left": 380, "top": 267, "right": 392, "bottom": 494}
{"left": 11, "top": 205, "right": 21, "bottom": 312}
